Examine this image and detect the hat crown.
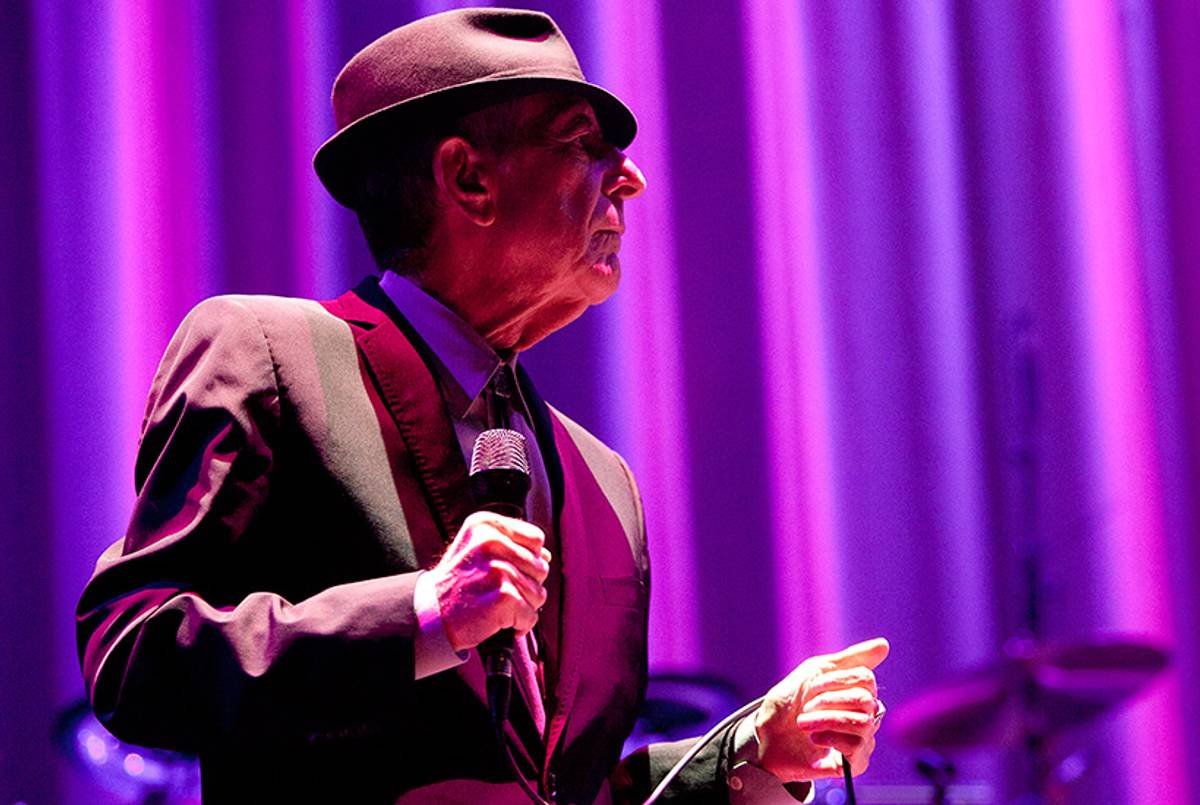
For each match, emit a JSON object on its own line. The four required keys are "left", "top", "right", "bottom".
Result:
{"left": 313, "top": 7, "right": 635, "bottom": 209}
{"left": 332, "top": 8, "right": 584, "bottom": 131}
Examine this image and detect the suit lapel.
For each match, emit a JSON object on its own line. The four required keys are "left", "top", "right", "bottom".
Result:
{"left": 327, "top": 279, "right": 476, "bottom": 554}
{"left": 513, "top": 366, "right": 565, "bottom": 696}
{"left": 325, "top": 279, "right": 544, "bottom": 773}
{"left": 542, "top": 412, "right": 631, "bottom": 774}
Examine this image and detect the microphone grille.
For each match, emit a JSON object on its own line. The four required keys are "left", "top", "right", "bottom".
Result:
{"left": 470, "top": 428, "right": 530, "bottom": 476}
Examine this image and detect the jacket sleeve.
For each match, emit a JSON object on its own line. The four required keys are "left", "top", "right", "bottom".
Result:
{"left": 75, "top": 296, "right": 422, "bottom": 752}
{"left": 610, "top": 726, "right": 741, "bottom": 805}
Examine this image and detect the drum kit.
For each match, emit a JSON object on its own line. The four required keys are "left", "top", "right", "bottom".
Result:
{"left": 888, "top": 324, "right": 1171, "bottom": 804}
{"left": 889, "top": 635, "right": 1168, "bottom": 803}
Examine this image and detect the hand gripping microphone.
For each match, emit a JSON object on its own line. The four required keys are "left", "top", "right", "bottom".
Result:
{"left": 469, "top": 427, "right": 532, "bottom": 726}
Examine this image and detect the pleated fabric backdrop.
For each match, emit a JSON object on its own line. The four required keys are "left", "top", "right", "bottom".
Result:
{"left": 3, "top": 1, "right": 1198, "bottom": 802}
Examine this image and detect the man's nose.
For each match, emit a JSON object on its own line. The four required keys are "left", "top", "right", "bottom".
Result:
{"left": 603, "top": 152, "right": 647, "bottom": 200}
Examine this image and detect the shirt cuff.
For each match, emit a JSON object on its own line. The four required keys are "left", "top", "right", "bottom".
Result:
{"left": 413, "top": 570, "right": 469, "bottom": 680}
{"left": 727, "top": 716, "right": 815, "bottom": 804}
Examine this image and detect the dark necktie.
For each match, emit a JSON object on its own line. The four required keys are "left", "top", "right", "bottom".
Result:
{"left": 487, "top": 363, "right": 547, "bottom": 736}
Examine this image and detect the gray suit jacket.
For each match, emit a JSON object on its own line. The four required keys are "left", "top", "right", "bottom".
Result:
{"left": 76, "top": 278, "right": 736, "bottom": 803}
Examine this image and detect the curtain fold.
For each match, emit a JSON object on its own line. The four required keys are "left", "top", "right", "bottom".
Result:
{"left": 4, "top": 1, "right": 1196, "bottom": 801}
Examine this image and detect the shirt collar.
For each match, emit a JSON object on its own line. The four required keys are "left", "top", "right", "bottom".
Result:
{"left": 378, "top": 271, "right": 526, "bottom": 420}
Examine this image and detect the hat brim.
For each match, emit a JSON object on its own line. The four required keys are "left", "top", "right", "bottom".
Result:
{"left": 313, "top": 76, "right": 637, "bottom": 209}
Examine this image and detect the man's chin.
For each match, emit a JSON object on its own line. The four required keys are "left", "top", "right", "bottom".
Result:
{"left": 586, "top": 254, "right": 621, "bottom": 302}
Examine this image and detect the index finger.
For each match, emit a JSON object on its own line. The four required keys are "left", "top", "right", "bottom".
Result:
{"left": 819, "top": 637, "right": 890, "bottom": 672}
{"left": 469, "top": 511, "right": 545, "bottom": 552}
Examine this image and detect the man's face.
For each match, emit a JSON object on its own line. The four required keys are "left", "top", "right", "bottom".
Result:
{"left": 490, "top": 93, "right": 646, "bottom": 313}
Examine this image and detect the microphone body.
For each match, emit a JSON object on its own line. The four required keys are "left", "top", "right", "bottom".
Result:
{"left": 469, "top": 428, "right": 532, "bottom": 724}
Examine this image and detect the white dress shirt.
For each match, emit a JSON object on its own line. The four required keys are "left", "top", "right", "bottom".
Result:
{"left": 379, "top": 271, "right": 553, "bottom": 681}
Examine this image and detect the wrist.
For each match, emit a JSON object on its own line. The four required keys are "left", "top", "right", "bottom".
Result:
{"left": 732, "top": 714, "right": 762, "bottom": 766}
{"left": 426, "top": 568, "right": 470, "bottom": 653}
{"left": 413, "top": 571, "right": 469, "bottom": 679}
{"left": 728, "top": 717, "right": 813, "bottom": 803}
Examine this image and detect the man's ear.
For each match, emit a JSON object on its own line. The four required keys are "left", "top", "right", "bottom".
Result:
{"left": 432, "top": 136, "right": 496, "bottom": 227}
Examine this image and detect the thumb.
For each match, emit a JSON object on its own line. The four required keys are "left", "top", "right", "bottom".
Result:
{"left": 822, "top": 637, "right": 890, "bottom": 671}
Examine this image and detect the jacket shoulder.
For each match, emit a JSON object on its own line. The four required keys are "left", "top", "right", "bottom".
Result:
{"left": 146, "top": 294, "right": 351, "bottom": 432}
{"left": 548, "top": 406, "right": 618, "bottom": 468}
{"left": 548, "top": 406, "right": 646, "bottom": 548}
{"left": 176, "top": 293, "right": 357, "bottom": 364}
{"left": 180, "top": 293, "right": 337, "bottom": 331}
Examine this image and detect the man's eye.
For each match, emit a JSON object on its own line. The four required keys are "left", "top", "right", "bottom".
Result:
{"left": 578, "top": 135, "right": 607, "bottom": 157}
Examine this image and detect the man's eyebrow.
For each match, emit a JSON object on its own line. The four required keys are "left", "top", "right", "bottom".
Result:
{"left": 544, "top": 107, "right": 598, "bottom": 137}
{"left": 559, "top": 114, "right": 597, "bottom": 134}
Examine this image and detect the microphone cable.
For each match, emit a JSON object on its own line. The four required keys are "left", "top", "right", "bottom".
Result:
{"left": 641, "top": 697, "right": 763, "bottom": 805}
{"left": 492, "top": 717, "right": 549, "bottom": 805}
{"left": 495, "top": 693, "right": 859, "bottom": 805}
{"left": 842, "top": 752, "right": 858, "bottom": 805}
{"left": 642, "top": 697, "right": 858, "bottom": 805}
{"left": 490, "top": 697, "right": 764, "bottom": 805}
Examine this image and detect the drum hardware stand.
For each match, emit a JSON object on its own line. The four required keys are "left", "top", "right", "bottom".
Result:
{"left": 915, "top": 750, "right": 956, "bottom": 805}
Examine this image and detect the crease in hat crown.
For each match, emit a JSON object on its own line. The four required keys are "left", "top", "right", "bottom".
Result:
{"left": 313, "top": 7, "right": 637, "bottom": 209}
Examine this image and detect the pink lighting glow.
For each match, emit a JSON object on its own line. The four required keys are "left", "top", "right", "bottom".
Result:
{"left": 594, "top": 0, "right": 700, "bottom": 668}
{"left": 83, "top": 732, "right": 108, "bottom": 764}
{"left": 1060, "top": 0, "right": 1185, "bottom": 800}
{"left": 741, "top": 0, "right": 844, "bottom": 668}
{"left": 123, "top": 752, "right": 146, "bottom": 776}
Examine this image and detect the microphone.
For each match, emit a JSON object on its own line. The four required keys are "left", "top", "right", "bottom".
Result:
{"left": 469, "top": 427, "right": 532, "bottom": 725}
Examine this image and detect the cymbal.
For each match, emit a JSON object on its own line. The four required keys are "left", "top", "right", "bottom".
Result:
{"left": 889, "top": 637, "right": 1169, "bottom": 749}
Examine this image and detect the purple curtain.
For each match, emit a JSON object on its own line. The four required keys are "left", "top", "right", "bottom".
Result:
{"left": 4, "top": 1, "right": 1198, "bottom": 802}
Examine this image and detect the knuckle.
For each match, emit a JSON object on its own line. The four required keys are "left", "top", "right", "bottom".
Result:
{"left": 478, "top": 534, "right": 508, "bottom": 556}
{"left": 841, "top": 670, "right": 873, "bottom": 690}
{"left": 488, "top": 561, "right": 515, "bottom": 584}
{"left": 463, "top": 510, "right": 493, "bottom": 530}
{"left": 496, "top": 590, "right": 522, "bottom": 618}
{"left": 516, "top": 524, "right": 544, "bottom": 548}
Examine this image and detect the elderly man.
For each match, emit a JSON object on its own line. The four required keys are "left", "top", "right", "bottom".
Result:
{"left": 76, "top": 8, "right": 887, "bottom": 804}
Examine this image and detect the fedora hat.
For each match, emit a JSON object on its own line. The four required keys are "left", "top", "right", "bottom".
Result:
{"left": 313, "top": 7, "right": 637, "bottom": 208}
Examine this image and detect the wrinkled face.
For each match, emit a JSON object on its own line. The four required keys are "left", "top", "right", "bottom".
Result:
{"left": 491, "top": 93, "right": 646, "bottom": 312}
